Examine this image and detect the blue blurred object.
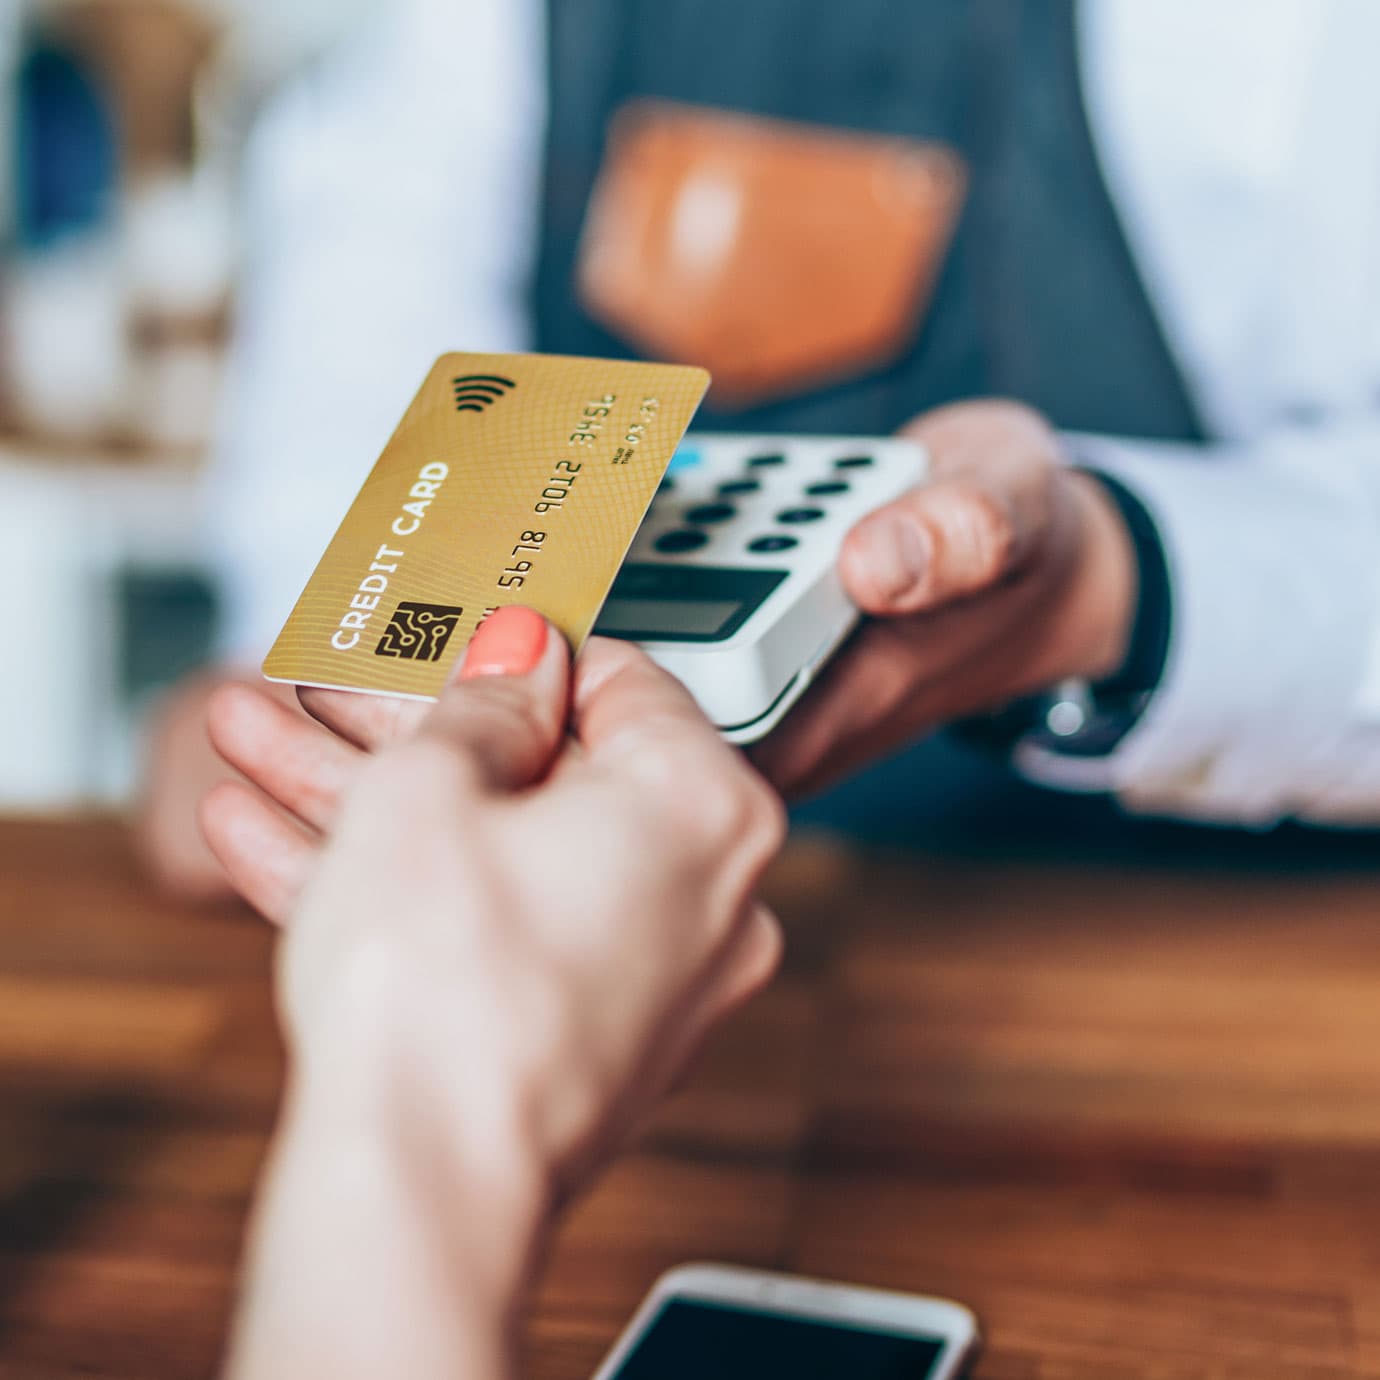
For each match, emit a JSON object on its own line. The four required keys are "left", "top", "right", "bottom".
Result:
{"left": 668, "top": 446, "right": 704, "bottom": 471}
{"left": 15, "top": 40, "right": 118, "bottom": 249}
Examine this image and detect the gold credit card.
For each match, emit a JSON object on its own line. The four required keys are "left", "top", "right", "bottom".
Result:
{"left": 263, "top": 352, "right": 709, "bottom": 698}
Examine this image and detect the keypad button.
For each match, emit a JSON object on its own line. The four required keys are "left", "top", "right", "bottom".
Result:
{"left": 747, "top": 452, "right": 787, "bottom": 468}
{"left": 748, "top": 534, "right": 799, "bottom": 554}
{"left": 805, "top": 480, "right": 850, "bottom": 497}
{"left": 654, "top": 529, "right": 709, "bottom": 554}
{"left": 777, "top": 507, "right": 826, "bottom": 525}
{"left": 834, "top": 454, "right": 874, "bottom": 469}
{"left": 718, "top": 478, "right": 762, "bottom": 496}
{"left": 686, "top": 502, "right": 737, "bottom": 524}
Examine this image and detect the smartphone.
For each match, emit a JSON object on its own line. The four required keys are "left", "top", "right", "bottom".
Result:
{"left": 590, "top": 1264, "right": 980, "bottom": 1379}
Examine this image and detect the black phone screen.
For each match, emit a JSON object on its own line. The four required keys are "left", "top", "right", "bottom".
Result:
{"left": 606, "top": 1297, "right": 948, "bottom": 1379}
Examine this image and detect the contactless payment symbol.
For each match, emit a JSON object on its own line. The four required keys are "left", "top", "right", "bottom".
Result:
{"left": 452, "top": 373, "right": 516, "bottom": 414}
{"left": 375, "top": 602, "right": 465, "bottom": 662}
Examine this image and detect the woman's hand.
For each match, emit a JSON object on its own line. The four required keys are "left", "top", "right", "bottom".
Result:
{"left": 205, "top": 608, "right": 785, "bottom": 1380}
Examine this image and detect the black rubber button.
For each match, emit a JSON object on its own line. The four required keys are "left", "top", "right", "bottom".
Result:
{"left": 654, "top": 529, "right": 709, "bottom": 554}
{"left": 686, "top": 502, "right": 737, "bottom": 524}
{"left": 834, "top": 454, "right": 874, "bottom": 469}
{"left": 805, "top": 480, "right": 850, "bottom": 497}
{"left": 718, "top": 478, "right": 762, "bottom": 496}
{"left": 747, "top": 452, "right": 787, "bottom": 468}
{"left": 748, "top": 534, "right": 799, "bottom": 553}
{"left": 777, "top": 507, "right": 825, "bottom": 525}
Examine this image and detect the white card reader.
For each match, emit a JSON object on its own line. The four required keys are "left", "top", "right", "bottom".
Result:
{"left": 594, "top": 434, "right": 927, "bottom": 743}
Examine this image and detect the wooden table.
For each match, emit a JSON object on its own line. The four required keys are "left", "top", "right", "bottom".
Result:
{"left": 3, "top": 813, "right": 1380, "bottom": 1378}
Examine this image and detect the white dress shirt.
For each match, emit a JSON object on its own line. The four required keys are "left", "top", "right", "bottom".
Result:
{"left": 208, "top": 0, "right": 1380, "bottom": 826}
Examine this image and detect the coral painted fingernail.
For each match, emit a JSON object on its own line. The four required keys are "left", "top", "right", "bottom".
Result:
{"left": 459, "top": 606, "right": 548, "bottom": 679}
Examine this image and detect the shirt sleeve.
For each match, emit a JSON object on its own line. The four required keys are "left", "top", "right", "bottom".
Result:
{"left": 204, "top": 0, "right": 545, "bottom": 663}
{"left": 1018, "top": 426, "right": 1380, "bottom": 826}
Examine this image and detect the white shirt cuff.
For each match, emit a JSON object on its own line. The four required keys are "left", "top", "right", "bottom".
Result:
{"left": 1019, "top": 433, "right": 1379, "bottom": 825}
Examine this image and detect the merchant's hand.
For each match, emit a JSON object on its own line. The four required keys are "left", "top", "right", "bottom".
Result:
{"left": 752, "top": 400, "right": 1138, "bottom": 796}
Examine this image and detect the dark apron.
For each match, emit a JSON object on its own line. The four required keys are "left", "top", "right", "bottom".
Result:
{"left": 532, "top": 0, "right": 1211, "bottom": 850}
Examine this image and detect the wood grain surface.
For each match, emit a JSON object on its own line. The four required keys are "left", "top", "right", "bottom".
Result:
{"left": 2, "top": 814, "right": 1379, "bottom": 1378}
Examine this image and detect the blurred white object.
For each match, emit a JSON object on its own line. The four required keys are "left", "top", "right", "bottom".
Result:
{"left": 3, "top": 173, "right": 237, "bottom": 451}
{"left": 125, "top": 169, "right": 236, "bottom": 449}
{"left": 135, "top": 341, "right": 224, "bottom": 452}
{"left": 0, "top": 447, "right": 203, "bottom": 809}
{"left": 3, "top": 232, "right": 132, "bottom": 440}
{"left": 124, "top": 168, "right": 236, "bottom": 316}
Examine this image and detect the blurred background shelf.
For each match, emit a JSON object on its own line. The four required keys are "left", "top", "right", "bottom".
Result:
{"left": 0, "top": 0, "right": 381, "bottom": 810}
